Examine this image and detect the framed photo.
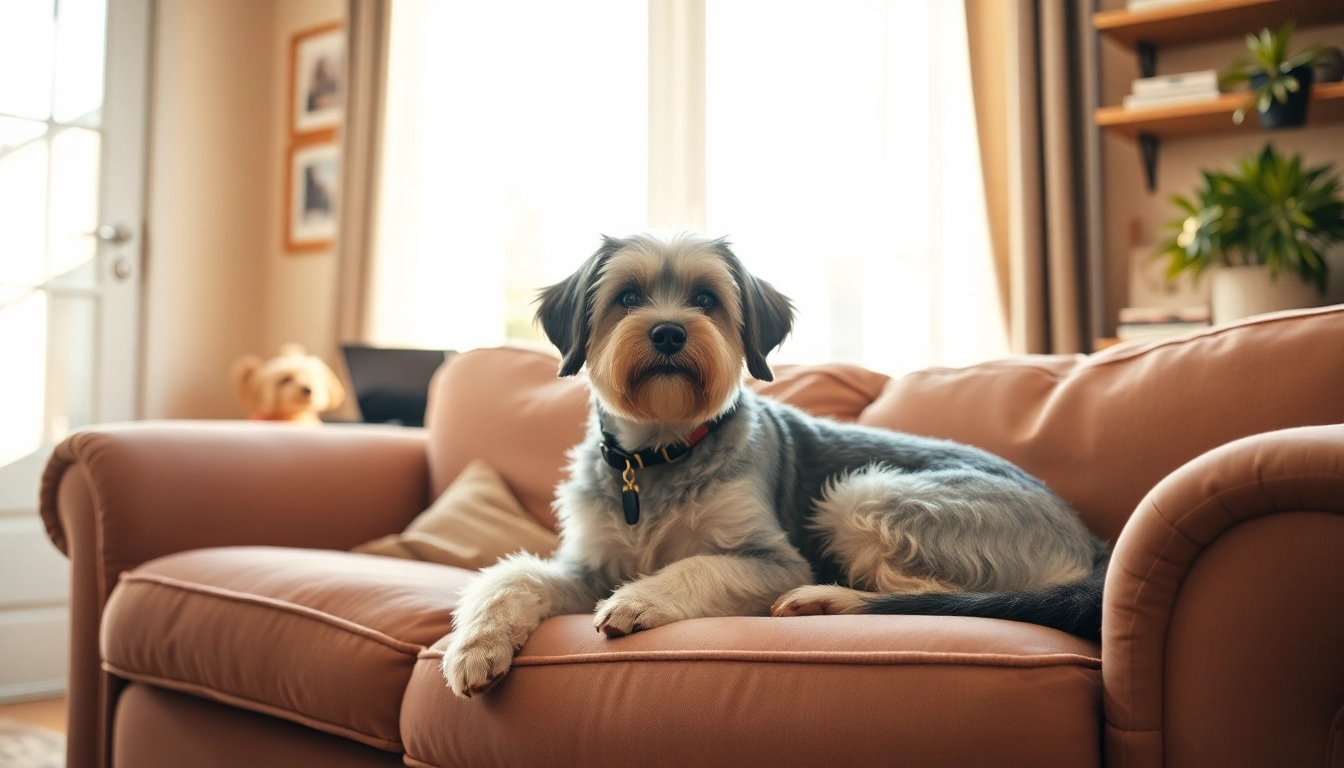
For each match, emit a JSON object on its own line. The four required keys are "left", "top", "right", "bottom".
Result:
{"left": 286, "top": 135, "right": 341, "bottom": 253}
{"left": 290, "top": 22, "right": 344, "bottom": 135}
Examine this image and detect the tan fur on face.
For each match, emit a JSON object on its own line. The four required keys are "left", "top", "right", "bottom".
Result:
{"left": 585, "top": 236, "right": 745, "bottom": 426}
{"left": 231, "top": 343, "right": 345, "bottom": 422}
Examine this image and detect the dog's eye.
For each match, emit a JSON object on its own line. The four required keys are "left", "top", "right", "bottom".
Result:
{"left": 691, "top": 291, "right": 717, "bottom": 310}
{"left": 279, "top": 375, "right": 294, "bottom": 386}
{"left": 618, "top": 290, "right": 642, "bottom": 309}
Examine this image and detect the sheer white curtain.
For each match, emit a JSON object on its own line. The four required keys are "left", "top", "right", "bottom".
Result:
{"left": 369, "top": 0, "right": 647, "bottom": 350}
{"left": 705, "top": 1, "right": 1006, "bottom": 374}
{"left": 370, "top": 0, "right": 1006, "bottom": 375}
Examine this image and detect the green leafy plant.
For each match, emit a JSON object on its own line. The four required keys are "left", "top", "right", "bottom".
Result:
{"left": 1159, "top": 145, "right": 1344, "bottom": 293}
{"left": 1220, "top": 22, "right": 1327, "bottom": 124}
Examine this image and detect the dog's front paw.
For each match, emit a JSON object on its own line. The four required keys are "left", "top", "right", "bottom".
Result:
{"left": 593, "top": 589, "right": 677, "bottom": 638}
{"left": 441, "top": 631, "right": 516, "bottom": 699}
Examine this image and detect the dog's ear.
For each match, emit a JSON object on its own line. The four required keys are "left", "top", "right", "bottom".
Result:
{"left": 231, "top": 355, "right": 263, "bottom": 413}
{"left": 716, "top": 240, "right": 794, "bottom": 382}
{"left": 321, "top": 360, "right": 346, "bottom": 411}
{"left": 535, "top": 236, "right": 622, "bottom": 377}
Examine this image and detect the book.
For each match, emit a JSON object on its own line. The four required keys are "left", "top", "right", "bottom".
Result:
{"left": 1125, "top": 0, "right": 1205, "bottom": 11}
{"left": 1132, "top": 70, "right": 1218, "bottom": 96}
{"left": 1123, "top": 91, "right": 1220, "bottom": 110}
{"left": 1118, "top": 306, "right": 1211, "bottom": 324}
{"left": 1116, "top": 321, "right": 1211, "bottom": 342}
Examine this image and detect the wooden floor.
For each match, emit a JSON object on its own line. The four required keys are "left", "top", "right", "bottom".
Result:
{"left": 0, "top": 697, "right": 66, "bottom": 732}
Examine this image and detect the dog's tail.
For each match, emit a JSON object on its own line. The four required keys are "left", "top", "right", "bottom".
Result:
{"left": 858, "top": 554, "right": 1109, "bottom": 641}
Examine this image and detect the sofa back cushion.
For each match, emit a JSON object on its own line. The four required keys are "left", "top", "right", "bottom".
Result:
{"left": 427, "top": 307, "right": 1344, "bottom": 542}
{"left": 425, "top": 349, "right": 889, "bottom": 530}
{"left": 860, "top": 306, "right": 1344, "bottom": 542}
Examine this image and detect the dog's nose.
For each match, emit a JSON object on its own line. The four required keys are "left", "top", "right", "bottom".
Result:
{"left": 300, "top": 386, "right": 313, "bottom": 396}
{"left": 649, "top": 323, "right": 687, "bottom": 355}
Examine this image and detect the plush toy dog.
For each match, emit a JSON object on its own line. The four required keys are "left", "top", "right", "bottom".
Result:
{"left": 231, "top": 344, "right": 345, "bottom": 424}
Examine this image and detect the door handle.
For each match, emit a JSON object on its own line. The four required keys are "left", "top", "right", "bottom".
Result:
{"left": 92, "top": 224, "right": 134, "bottom": 245}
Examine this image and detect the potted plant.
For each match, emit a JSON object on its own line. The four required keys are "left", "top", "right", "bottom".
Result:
{"left": 1159, "top": 144, "right": 1344, "bottom": 323}
{"left": 1221, "top": 22, "right": 1327, "bottom": 128}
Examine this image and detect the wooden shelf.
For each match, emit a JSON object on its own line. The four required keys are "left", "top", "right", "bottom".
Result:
{"left": 1096, "top": 81, "right": 1344, "bottom": 139}
{"left": 1095, "top": 0, "right": 1344, "bottom": 48}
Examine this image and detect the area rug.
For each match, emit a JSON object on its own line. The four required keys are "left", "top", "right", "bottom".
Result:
{"left": 0, "top": 717, "right": 64, "bottom": 768}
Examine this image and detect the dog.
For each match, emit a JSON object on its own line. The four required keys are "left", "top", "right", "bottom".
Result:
{"left": 231, "top": 343, "right": 345, "bottom": 424}
{"left": 441, "top": 233, "right": 1108, "bottom": 698}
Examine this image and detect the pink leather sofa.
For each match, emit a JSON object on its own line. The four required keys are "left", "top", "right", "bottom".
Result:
{"left": 41, "top": 306, "right": 1344, "bottom": 767}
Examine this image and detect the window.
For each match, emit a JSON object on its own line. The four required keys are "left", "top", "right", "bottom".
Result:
{"left": 372, "top": 0, "right": 1006, "bottom": 376}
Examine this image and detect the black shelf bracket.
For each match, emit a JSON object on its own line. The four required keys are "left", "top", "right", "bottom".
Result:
{"left": 1137, "top": 40, "right": 1157, "bottom": 78}
{"left": 1138, "top": 132, "right": 1159, "bottom": 192}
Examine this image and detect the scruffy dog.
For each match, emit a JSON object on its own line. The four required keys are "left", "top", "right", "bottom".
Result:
{"left": 442, "top": 233, "right": 1108, "bottom": 698}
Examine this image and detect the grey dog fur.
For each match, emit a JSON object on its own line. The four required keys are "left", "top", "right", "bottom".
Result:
{"left": 440, "top": 233, "right": 1107, "bottom": 699}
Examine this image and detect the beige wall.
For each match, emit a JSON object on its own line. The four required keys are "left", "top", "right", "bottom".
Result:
{"left": 142, "top": 0, "right": 274, "bottom": 419}
{"left": 1098, "top": 21, "right": 1344, "bottom": 335}
{"left": 142, "top": 0, "right": 345, "bottom": 419}
{"left": 263, "top": 0, "right": 345, "bottom": 363}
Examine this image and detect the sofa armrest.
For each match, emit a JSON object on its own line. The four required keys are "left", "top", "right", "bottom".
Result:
{"left": 41, "top": 421, "right": 430, "bottom": 577}
{"left": 40, "top": 421, "right": 431, "bottom": 768}
{"left": 1102, "top": 425, "right": 1344, "bottom": 768}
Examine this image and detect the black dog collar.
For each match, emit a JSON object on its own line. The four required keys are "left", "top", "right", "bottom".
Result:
{"left": 599, "top": 406, "right": 737, "bottom": 525}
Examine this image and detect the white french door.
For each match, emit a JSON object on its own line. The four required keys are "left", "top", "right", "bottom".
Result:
{"left": 0, "top": 0, "right": 150, "bottom": 701}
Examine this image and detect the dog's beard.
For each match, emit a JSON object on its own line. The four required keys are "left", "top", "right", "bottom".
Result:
{"left": 629, "top": 360, "right": 702, "bottom": 389}
{"left": 623, "top": 362, "right": 708, "bottom": 422}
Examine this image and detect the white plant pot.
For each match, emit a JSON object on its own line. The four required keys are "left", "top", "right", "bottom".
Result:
{"left": 1210, "top": 266, "right": 1321, "bottom": 324}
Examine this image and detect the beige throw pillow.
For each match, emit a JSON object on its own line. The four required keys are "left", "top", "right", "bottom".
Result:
{"left": 353, "top": 459, "right": 558, "bottom": 569}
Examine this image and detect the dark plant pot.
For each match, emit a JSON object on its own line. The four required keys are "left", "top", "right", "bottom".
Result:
{"left": 1316, "top": 47, "right": 1344, "bottom": 83}
{"left": 1250, "top": 66, "right": 1314, "bottom": 129}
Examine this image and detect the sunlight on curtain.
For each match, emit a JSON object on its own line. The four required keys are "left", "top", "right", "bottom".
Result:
{"left": 369, "top": 0, "right": 647, "bottom": 350}
{"left": 705, "top": 0, "right": 1006, "bottom": 376}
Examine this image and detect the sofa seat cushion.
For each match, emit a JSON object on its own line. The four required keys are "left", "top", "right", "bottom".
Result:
{"left": 101, "top": 546, "right": 472, "bottom": 752}
{"left": 401, "top": 614, "right": 1103, "bottom": 768}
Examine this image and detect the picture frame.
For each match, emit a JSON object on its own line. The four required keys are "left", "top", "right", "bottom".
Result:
{"left": 290, "top": 22, "right": 345, "bottom": 135}
{"left": 285, "top": 133, "right": 341, "bottom": 253}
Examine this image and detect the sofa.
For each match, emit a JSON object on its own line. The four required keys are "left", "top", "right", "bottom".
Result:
{"left": 40, "top": 306, "right": 1344, "bottom": 767}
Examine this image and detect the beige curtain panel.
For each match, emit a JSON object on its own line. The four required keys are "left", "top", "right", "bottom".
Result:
{"left": 334, "top": 0, "right": 392, "bottom": 344}
{"left": 967, "top": 0, "right": 1093, "bottom": 355}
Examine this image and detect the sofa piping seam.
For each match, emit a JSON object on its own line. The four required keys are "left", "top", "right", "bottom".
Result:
{"left": 1087, "top": 306, "right": 1344, "bottom": 369}
{"left": 417, "top": 648, "right": 1102, "bottom": 669}
{"left": 117, "top": 572, "right": 426, "bottom": 655}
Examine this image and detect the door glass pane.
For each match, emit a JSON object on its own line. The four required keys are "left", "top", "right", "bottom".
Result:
{"left": 0, "top": 137, "right": 49, "bottom": 287}
{"left": 53, "top": 0, "right": 108, "bottom": 126}
{"left": 46, "top": 293, "right": 97, "bottom": 442}
{"left": 47, "top": 127, "right": 101, "bottom": 287}
{"left": 0, "top": 291, "right": 47, "bottom": 468}
{"left": 0, "top": 0, "right": 56, "bottom": 120}
{"left": 0, "top": 115, "right": 48, "bottom": 154}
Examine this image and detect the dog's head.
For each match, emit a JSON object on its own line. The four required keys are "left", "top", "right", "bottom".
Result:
{"left": 231, "top": 343, "right": 346, "bottom": 421}
{"left": 536, "top": 234, "right": 792, "bottom": 425}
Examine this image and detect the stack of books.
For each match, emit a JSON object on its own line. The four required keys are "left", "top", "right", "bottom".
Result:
{"left": 1123, "top": 69, "right": 1220, "bottom": 110}
{"left": 1116, "top": 306, "right": 1211, "bottom": 342}
{"left": 1125, "top": 0, "right": 1204, "bottom": 11}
